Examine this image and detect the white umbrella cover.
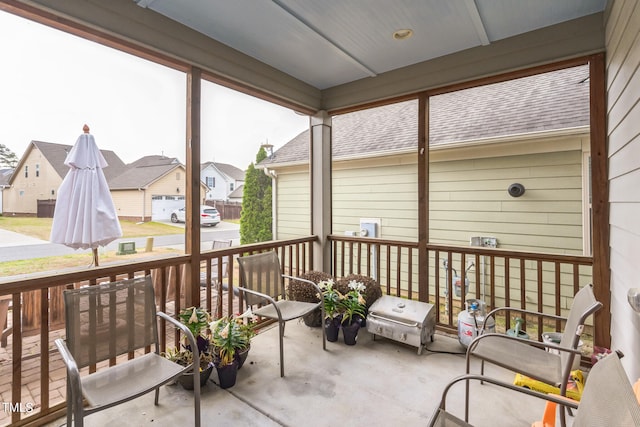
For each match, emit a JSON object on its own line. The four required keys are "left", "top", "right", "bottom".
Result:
{"left": 50, "top": 125, "right": 122, "bottom": 264}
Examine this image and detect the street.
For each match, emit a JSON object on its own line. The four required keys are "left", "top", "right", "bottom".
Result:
{"left": 0, "top": 221, "right": 240, "bottom": 262}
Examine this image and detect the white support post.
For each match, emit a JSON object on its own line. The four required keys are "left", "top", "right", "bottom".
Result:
{"left": 310, "top": 111, "right": 332, "bottom": 272}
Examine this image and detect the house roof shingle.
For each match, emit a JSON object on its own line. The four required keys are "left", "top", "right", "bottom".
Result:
{"left": 228, "top": 184, "right": 244, "bottom": 199}
{"left": 109, "top": 156, "right": 182, "bottom": 189}
{"left": 10, "top": 141, "right": 127, "bottom": 184}
{"left": 0, "top": 169, "right": 12, "bottom": 186}
{"left": 201, "top": 161, "right": 245, "bottom": 181}
{"left": 262, "top": 65, "right": 590, "bottom": 166}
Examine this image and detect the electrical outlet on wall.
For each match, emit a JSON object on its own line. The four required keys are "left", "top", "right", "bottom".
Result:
{"left": 481, "top": 237, "right": 497, "bottom": 248}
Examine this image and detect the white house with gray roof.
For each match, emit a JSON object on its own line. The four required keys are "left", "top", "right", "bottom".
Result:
{"left": 260, "top": 65, "right": 591, "bottom": 257}
{"left": 200, "top": 161, "right": 245, "bottom": 201}
{"left": 3, "top": 147, "right": 206, "bottom": 222}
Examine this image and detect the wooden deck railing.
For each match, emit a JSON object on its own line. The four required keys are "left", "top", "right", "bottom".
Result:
{"left": 328, "top": 235, "right": 594, "bottom": 338}
{"left": 0, "top": 236, "right": 316, "bottom": 427}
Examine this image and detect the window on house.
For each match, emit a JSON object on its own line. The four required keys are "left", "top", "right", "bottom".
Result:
{"left": 176, "top": 172, "right": 181, "bottom": 180}
{"left": 230, "top": 183, "right": 234, "bottom": 191}
{"left": 19, "top": 190, "right": 24, "bottom": 197}
{"left": 24, "top": 165, "right": 28, "bottom": 178}
{"left": 206, "top": 176, "right": 215, "bottom": 188}
{"left": 36, "top": 164, "right": 40, "bottom": 177}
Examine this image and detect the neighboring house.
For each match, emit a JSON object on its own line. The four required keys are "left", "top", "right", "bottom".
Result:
{"left": 3, "top": 146, "right": 206, "bottom": 222}
{"left": 201, "top": 161, "right": 245, "bottom": 201}
{"left": 260, "top": 66, "right": 591, "bottom": 258}
{"left": 0, "top": 169, "right": 13, "bottom": 214}
{"left": 109, "top": 155, "right": 207, "bottom": 222}
{"left": 3, "top": 141, "right": 126, "bottom": 216}
{"left": 227, "top": 184, "right": 244, "bottom": 203}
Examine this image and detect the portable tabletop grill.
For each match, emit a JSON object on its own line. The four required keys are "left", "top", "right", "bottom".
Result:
{"left": 367, "top": 295, "right": 436, "bottom": 355}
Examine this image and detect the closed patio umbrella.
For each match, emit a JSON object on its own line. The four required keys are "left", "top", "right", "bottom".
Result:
{"left": 50, "top": 124, "right": 122, "bottom": 266}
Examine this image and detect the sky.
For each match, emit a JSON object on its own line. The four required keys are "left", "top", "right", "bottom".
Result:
{"left": 0, "top": 11, "right": 309, "bottom": 170}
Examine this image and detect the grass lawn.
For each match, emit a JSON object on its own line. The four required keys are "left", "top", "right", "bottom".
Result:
{"left": 0, "top": 248, "right": 184, "bottom": 277}
{"left": 0, "top": 216, "right": 185, "bottom": 276}
{"left": 0, "top": 216, "right": 182, "bottom": 241}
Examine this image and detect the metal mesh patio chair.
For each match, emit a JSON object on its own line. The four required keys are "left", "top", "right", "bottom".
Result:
{"left": 200, "top": 239, "right": 232, "bottom": 288}
{"left": 0, "top": 295, "right": 12, "bottom": 348}
{"left": 464, "top": 283, "right": 602, "bottom": 426}
{"left": 237, "top": 251, "right": 326, "bottom": 377}
{"left": 55, "top": 276, "right": 201, "bottom": 427}
{"left": 428, "top": 351, "right": 640, "bottom": 427}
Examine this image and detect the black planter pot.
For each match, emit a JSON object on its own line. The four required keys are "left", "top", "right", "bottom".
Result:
{"left": 216, "top": 360, "right": 239, "bottom": 389}
{"left": 353, "top": 313, "right": 367, "bottom": 328}
{"left": 342, "top": 322, "right": 360, "bottom": 346}
{"left": 324, "top": 317, "right": 340, "bottom": 342}
{"left": 236, "top": 346, "right": 250, "bottom": 370}
{"left": 178, "top": 364, "right": 213, "bottom": 390}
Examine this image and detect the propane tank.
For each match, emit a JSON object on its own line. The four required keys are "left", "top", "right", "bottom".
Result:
{"left": 457, "top": 299, "right": 496, "bottom": 348}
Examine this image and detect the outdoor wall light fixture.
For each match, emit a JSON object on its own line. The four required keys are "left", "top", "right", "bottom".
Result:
{"left": 628, "top": 288, "right": 640, "bottom": 313}
{"left": 508, "top": 183, "right": 526, "bottom": 198}
{"left": 176, "top": 187, "right": 180, "bottom": 193}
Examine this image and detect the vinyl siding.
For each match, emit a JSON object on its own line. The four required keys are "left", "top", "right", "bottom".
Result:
{"left": 274, "top": 136, "right": 590, "bottom": 312}
{"left": 333, "top": 155, "right": 418, "bottom": 242}
{"left": 4, "top": 147, "right": 62, "bottom": 214}
{"left": 605, "top": 0, "right": 640, "bottom": 380}
{"left": 276, "top": 169, "right": 310, "bottom": 239}
{"left": 111, "top": 189, "right": 146, "bottom": 220}
{"left": 429, "top": 150, "right": 584, "bottom": 254}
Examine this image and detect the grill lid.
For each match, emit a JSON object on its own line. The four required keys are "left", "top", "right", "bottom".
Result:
{"left": 368, "top": 295, "right": 433, "bottom": 326}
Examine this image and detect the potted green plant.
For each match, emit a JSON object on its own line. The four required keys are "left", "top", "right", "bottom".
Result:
{"left": 336, "top": 274, "right": 382, "bottom": 311}
{"left": 339, "top": 280, "right": 367, "bottom": 345}
{"left": 288, "top": 271, "right": 335, "bottom": 327}
{"left": 209, "top": 309, "right": 256, "bottom": 388}
{"left": 318, "top": 279, "right": 343, "bottom": 342}
{"left": 162, "top": 307, "right": 214, "bottom": 390}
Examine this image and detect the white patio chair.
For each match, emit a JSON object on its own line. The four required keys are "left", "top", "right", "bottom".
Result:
{"left": 55, "top": 276, "right": 201, "bottom": 427}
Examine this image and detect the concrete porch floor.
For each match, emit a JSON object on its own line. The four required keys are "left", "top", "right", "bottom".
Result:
{"left": 46, "top": 321, "right": 570, "bottom": 427}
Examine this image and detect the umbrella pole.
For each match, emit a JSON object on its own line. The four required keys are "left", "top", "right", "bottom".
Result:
{"left": 92, "top": 248, "right": 99, "bottom": 267}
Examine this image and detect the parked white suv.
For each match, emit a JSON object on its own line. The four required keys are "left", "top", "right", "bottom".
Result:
{"left": 171, "top": 205, "right": 221, "bottom": 227}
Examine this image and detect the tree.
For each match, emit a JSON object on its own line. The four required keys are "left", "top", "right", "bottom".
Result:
{"left": 0, "top": 144, "right": 18, "bottom": 168}
{"left": 240, "top": 147, "right": 272, "bottom": 244}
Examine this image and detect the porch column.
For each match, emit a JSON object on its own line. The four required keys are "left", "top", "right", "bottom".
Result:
{"left": 185, "top": 66, "right": 201, "bottom": 307}
{"left": 310, "top": 110, "right": 332, "bottom": 272}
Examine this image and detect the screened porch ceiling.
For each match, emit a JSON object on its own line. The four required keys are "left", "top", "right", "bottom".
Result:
{"left": 134, "top": 0, "right": 606, "bottom": 90}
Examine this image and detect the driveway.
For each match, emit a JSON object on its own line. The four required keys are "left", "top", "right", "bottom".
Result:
{"left": 0, "top": 228, "right": 48, "bottom": 248}
{"left": 0, "top": 221, "right": 241, "bottom": 261}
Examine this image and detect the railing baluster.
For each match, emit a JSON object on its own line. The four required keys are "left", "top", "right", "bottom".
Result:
{"left": 537, "top": 260, "right": 543, "bottom": 339}
{"left": 40, "top": 288, "right": 49, "bottom": 413}
{"left": 407, "top": 247, "right": 413, "bottom": 299}
{"left": 555, "top": 261, "right": 562, "bottom": 332}
{"left": 12, "top": 292, "right": 22, "bottom": 425}
{"left": 505, "top": 257, "right": 510, "bottom": 332}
